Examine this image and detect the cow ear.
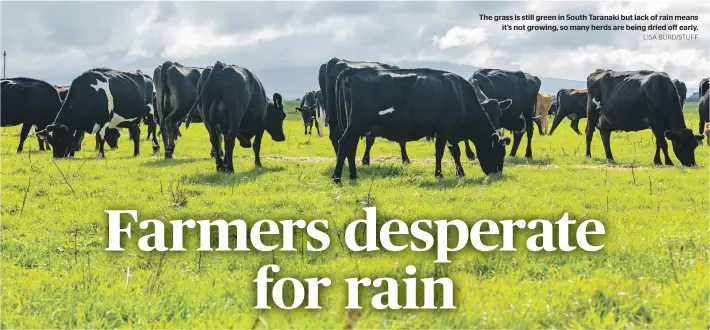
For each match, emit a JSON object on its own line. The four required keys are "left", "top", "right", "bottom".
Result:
{"left": 498, "top": 99, "right": 512, "bottom": 110}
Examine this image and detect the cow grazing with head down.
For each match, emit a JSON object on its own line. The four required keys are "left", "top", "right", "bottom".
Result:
{"left": 1, "top": 78, "right": 63, "bottom": 152}
{"left": 549, "top": 89, "right": 588, "bottom": 135}
{"left": 534, "top": 92, "right": 553, "bottom": 135}
{"left": 585, "top": 69, "right": 703, "bottom": 166}
{"left": 39, "top": 68, "right": 153, "bottom": 158}
{"left": 295, "top": 90, "right": 323, "bottom": 136}
{"left": 320, "top": 57, "right": 412, "bottom": 165}
{"left": 331, "top": 67, "right": 511, "bottom": 183}
{"left": 468, "top": 69, "right": 541, "bottom": 159}
{"left": 153, "top": 61, "right": 204, "bottom": 158}
{"left": 188, "top": 61, "right": 286, "bottom": 173}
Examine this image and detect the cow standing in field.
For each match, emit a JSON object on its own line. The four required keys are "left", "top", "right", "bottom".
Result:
{"left": 697, "top": 78, "right": 710, "bottom": 134}
{"left": 549, "top": 89, "right": 588, "bottom": 135}
{"left": 467, "top": 69, "right": 541, "bottom": 159}
{"left": 189, "top": 61, "right": 286, "bottom": 173}
{"left": 534, "top": 92, "right": 553, "bottom": 135}
{"left": 320, "top": 57, "right": 412, "bottom": 165}
{"left": 153, "top": 61, "right": 204, "bottom": 158}
{"left": 673, "top": 79, "right": 687, "bottom": 108}
{"left": 585, "top": 69, "right": 703, "bottom": 166}
{"left": 295, "top": 90, "right": 322, "bottom": 136}
{"left": 331, "top": 67, "right": 511, "bottom": 183}
{"left": 1, "top": 78, "right": 63, "bottom": 152}
{"left": 39, "top": 68, "right": 154, "bottom": 158}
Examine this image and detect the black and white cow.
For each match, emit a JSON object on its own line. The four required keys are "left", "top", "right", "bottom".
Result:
{"left": 189, "top": 61, "right": 286, "bottom": 173}
{"left": 549, "top": 89, "right": 588, "bottom": 135}
{"left": 295, "top": 90, "right": 322, "bottom": 135}
{"left": 467, "top": 69, "right": 541, "bottom": 159}
{"left": 320, "top": 57, "right": 412, "bottom": 165}
{"left": 39, "top": 68, "right": 153, "bottom": 158}
{"left": 153, "top": 61, "right": 204, "bottom": 158}
{"left": 1, "top": 78, "right": 63, "bottom": 152}
{"left": 331, "top": 67, "right": 511, "bottom": 183}
{"left": 585, "top": 69, "right": 703, "bottom": 166}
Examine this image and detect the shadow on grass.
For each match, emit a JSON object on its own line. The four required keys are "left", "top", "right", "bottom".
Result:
{"left": 144, "top": 158, "right": 206, "bottom": 168}
{"left": 185, "top": 166, "right": 286, "bottom": 186}
{"left": 418, "top": 172, "right": 510, "bottom": 189}
{"left": 320, "top": 164, "right": 406, "bottom": 180}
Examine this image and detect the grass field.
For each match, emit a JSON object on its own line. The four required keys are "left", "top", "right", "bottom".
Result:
{"left": 1, "top": 101, "right": 708, "bottom": 328}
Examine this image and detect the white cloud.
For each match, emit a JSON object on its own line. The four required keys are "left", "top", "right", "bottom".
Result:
{"left": 432, "top": 27, "right": 487, "bottom": 50}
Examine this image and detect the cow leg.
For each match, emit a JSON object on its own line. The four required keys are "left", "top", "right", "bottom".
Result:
{"left": 541, "top": 115, "right": 549, "bottom": 135}
{"left": 434, "top": 138, "right": 446, "bottom": 178}
{"left": 509, "top": 131, "right": 524, "bottom": 157}
{"left": 223, "top": 136, "right": 236, "bottom": 173}
{"left": 304, "top": 124, "right": 308, "bottom": 135}
{"left": 447, "top": 142, "right": 465, "bottom": 178}
{"left": 332, "top": 130, "right": 359, "bottom": 183}
{"left": 400, "top": 142, "right": 410, "bottom": 164}
{"left": 571, "top": 118, "right": 582, "bottom": 135}
{"left": 699, "top": 119, "right": 707, "bottom": 135}
{"left": 652, "top": 129, "right": 673, "bottom": 166}
{"left": 524, "top": 121, "right": 534, "bottom": 158}
{"left": 314, "top": 119, "right": 321, "bottom": 137}
{"left": 329, "top": 130, "right": 340, "bottom": 156}
{"left": 362, "top": 135, "right": 375, "bottom": 165}
{"left": 17, "top": 123, "right": 32, "bottom": 153}
{"left": 130, "top": 126, "right": 140, "bottom": 157}
{"left": 38, "top": 137, "right": 48, "bottom": 151}
{"left": 600, "top": 129, "right": 613, "bottom": 161}
{"left": 585, "top": 114, "right": 599, "bottom": 158}
{"left": 464, "top": 140, "right": 476, "bottom": 161}
{"left": 159, "top": 122, "right": 172, "bottom": 159}
{"left": 209, "top": 129, "right": 225, "bottom": 172}
{"left": 534, "top": 117, "right": 544, "bottom": 136}
{"left": 309, "top": 119, "right": 314, "bottom": 135}
{"left": 97, "top": 136, "right": 106, "bottom": 158}
{"left": 253, "top": 131, "right": 264, "bottom": 168}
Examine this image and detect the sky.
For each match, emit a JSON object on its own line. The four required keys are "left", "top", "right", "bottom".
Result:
{"left": 1, "top": 1, "right": 708, "bottom": 97}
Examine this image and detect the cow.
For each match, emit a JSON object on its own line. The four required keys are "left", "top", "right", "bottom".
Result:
{"left": 700, "top": 78, "right": 710, "bottom": 97}
{"left": 585, "top": 69, "right": 703, "bottom": 166}
{"left": 534, "top": 92, "right": 553, "bottom": 135}
{"left": 673, "top": 79, "right": 687, "bottom": 109}
{"left": 699, "top": 92, "right": 709, "bottom": 140}
{"left": 188, "top": 61, "right": 286, "bottom": 173}
{"left": 144, "top": 91, "right": 158, "bottom": 142}
{"left": 320, "top": 57, "right": 411, "bottom": 166}
{"left": 548, "top": 97, "right": 558, "bottom": 118}
{"left": 330, "top": 67, "right": 511, "bottom": 183}
{"left": 468, "top": 69, "right": 541, "bottom": 159}
{"left": 39, "top": 68, "right": 153, "bottom": 158}
{"left": 697, "top": 78, "right": 710, "bottom": 134}
{"left": 548, "top": 89, "right": 588, "bottom": 135}
{"left": 153, "top": 61, "right": 204, "bottom": 158}
{"left": 314, "top": 90, "right": 326, "bottom": 129}
{"left": 1, "top": 78, "right": 62, "bottom": 152}
{"left": 295, "top": 90, "right": 322, "bottom": 136}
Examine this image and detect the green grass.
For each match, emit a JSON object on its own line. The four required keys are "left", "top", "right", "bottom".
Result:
{"left": 1, "top": 101, "right": 708, "bottom": 328}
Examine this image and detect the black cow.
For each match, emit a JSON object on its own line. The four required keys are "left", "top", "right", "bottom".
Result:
{"left": 549, "top": 89, "right": 588, "bottom": 135}
{"left": 153, "top": 61, "right": 204, "bottom": 158}
{"left": 468, "top": 69, "right": 541, "bottom": 159}
{"left": 189, "top": 61, "right": 286, "bottom": 173}
{"left": 320, "top": 57, "right": 411, "bottom": 165}
{"left": 548, "top": 97, "right": 558, "bottom": 118}
{"left": 331, "top": 67, "right": 511, "bottom": 183}
{"left": 1, "top": 78, "right": 62, "bottom": 152}
{"left": 697, "top": 78, "right": 710, "bottom": 134}
{"left": 585, "top": 69, "right": 703, "bottom": 166}
{"left": 700, "top": 78, "right": 710, "bottom": 98}
{"left": 39, "top": 68, "right": 153, "bottom": 158}
{"left": 673, "top": 79, "right": 687, "bottom": 108}
{"left": 295, "top": 90, "right": 322, "bottom": 136}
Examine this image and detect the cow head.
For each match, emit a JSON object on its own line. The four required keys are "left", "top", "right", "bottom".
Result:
{"left": 104, "top": 128, "right": 121, "bottom": 149}
{"left": 266, "top": 93, "right": 286, "bottom": 142}
{"left": 473, "top": 130, "right": 510, "bottom": 175}
{"left": 664, "top": 128, "right": 703, "bottom": 166}
{"left": 471, "top": 79, "right": 511, "bottom": 128}
{"left": 43, "top": 124, "right": 74, "bottom": 158}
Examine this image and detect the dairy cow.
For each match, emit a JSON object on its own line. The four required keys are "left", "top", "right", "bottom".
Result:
{"left": 295, "top": 90, "right": 323, "bottom": 135}
{"left": 1, "top": 78, "right": 62, "bottom": 152}
{"left": 697, "top": 78, "right": 710, "bottom": 134}
{"left": 549, "top": 89, "right": 588, "bottom": 135}
{"left": 585, "top": 69, "right": 702, "bottom": 166}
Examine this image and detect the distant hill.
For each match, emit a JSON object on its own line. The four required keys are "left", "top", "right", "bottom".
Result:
{"left": 253, "top": 60, "right": 588, "bottom": 100}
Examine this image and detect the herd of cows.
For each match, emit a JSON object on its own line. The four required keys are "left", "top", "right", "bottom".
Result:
{"left": 2, "top": 58, "right": 709, "bottom": 183}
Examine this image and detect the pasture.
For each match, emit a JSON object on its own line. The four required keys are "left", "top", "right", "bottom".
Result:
{"left": 1, "top": 101, "right": 708, "bottom": 328}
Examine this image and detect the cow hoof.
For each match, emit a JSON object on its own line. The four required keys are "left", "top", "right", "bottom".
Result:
{"left": 362, "top": 157, "right": 370, "bottom": 166}
{"left": 331, "top": 176, "right": 342, "bottom": 184}
{"left": 97, "top": 154, "right": 105, "bottom": 159}
{"left": 255, "top": 162, "right": 263, "bottom": 168}
{"left": 16, "top": 149, "right": 22, "bottom": 154}
{"left": 152, "top": 146, "right": 160, "bottom": 153}
{"left": 133, "top": 153, "right": 140, "bottom": 157}
{"left": 402, "top": 159, "right": 411, "bottom": 165}
{"left": 435, "top": 172, "right": 443, "bottom": 179}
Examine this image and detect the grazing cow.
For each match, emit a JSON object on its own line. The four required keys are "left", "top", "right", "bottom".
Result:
{"left": 1, "top": 78, "right": 62, "bottom": 152}
{"left": 39, "top": 68, "right": 153, "bottom": 158}
{"left": 295, "top": 90, "right": 322, "bottom": 135}
{"left": 548, "top": 97, "right": 558, "bottom": 118}
{"left": 534, "top": 92, "right": 553, "bottom": 135}
{"left": 189, "top": 61, "right": 286, "bottom": 173}
{"left": 153, "top": 61, "right": 204, "bottom": 158}
{"left": 585, "top": 69, "right": 703, "bottom": 166}
{"left": 468, "top": 69, "right": 541, "bottom": 158}
{"left": 549, "top": 89, "right": 588, "bottom": 135}
{"left": 673, "top": 79, "right": 687, "bottom": 108}
{"left": 320, "top": 57, "right": 411, "bottom": 165}
{"left": 331, "top": 67, "right": 511, "bottom": 183}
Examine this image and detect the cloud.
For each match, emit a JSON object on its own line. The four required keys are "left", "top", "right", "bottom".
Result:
{"left": 0, "top": 1, "right": 708, "bottom": 90}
